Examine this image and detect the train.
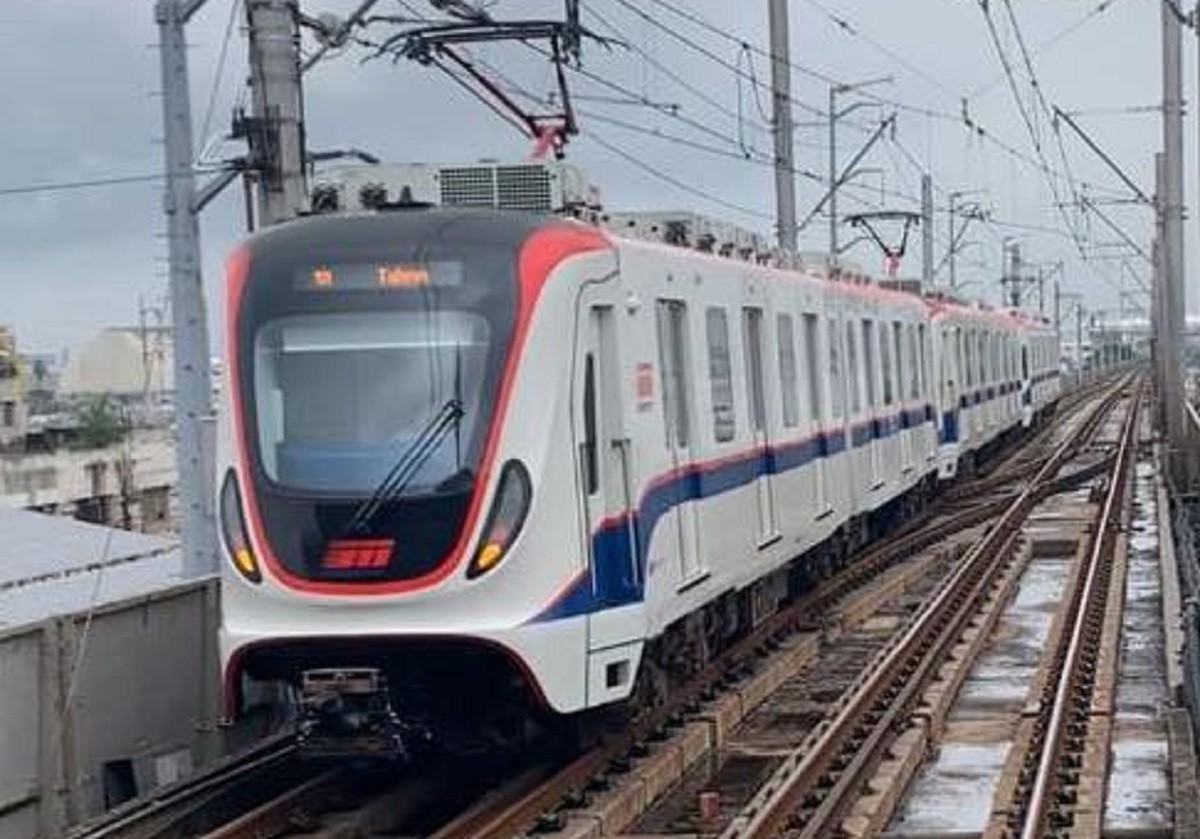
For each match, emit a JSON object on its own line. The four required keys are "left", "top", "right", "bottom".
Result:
{"left": 215, "top": 200, "right": 1059, "bottom": 755}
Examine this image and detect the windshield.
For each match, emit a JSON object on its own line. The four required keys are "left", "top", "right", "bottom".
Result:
{"left": 254, "top": 310, "right": 491, "bottom": 494}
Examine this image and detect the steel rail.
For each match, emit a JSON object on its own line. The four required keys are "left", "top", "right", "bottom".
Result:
{"left": 418, "top": 378, "right": 1124, "bottom": 839}
{"left": 722, "top": 375, "right": 1131, "bottom": 839}
{"left": 423, "top": 378, "right": 1125, "bottom": 839}
{"left": 1019, "top": 381, "right": 1141, "bottom": 839}
{"left": 72, "top": 380, "right": 1113, "bottom": 839}
{"left": 69, "top": 736, "right": 298, "bottom": 839}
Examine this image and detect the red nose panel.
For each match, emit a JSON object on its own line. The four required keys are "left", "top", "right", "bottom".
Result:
{"left": 321, "top": 539, "right": 395, "bottom": 570}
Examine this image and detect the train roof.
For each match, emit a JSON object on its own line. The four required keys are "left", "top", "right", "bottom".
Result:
{"left": 263, "top": 206, "right": 1055, "bottom": 335}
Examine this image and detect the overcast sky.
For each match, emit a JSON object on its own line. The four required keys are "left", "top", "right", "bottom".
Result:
{"left": 0, "top": 0, "right": 1189, "bottom": 353}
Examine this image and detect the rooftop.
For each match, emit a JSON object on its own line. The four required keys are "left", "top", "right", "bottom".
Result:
{"left": 0, "top": 507, "right": 190, "bottom": 628}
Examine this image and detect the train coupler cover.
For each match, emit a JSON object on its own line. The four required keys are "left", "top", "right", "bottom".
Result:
{"left": 296, "top": 667, "right": 421, "bottom": 761}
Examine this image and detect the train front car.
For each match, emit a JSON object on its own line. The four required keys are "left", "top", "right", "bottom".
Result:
{"left": 217, "top": 209, "right": 614, "bottom": 757}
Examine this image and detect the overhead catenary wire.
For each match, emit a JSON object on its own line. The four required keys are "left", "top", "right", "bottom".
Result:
{"left": 0, "top": 168, "right": 232, "bottom": 198}
{"left": 603, "top": 0, "right": 830, "bottom": 121}
{"left": 798, "top": 0, "right": 964, "bottom": 103}
{"left": 198, "top": 0, "right": 244, "bottom": 162}
{"left": 966, "top": 0, "right": 1124, "bottom": 100}
{"left": 976, "top": 0, "right": 1092, "bottom": 267}
{"left": 582, "top": 3, "right": 771, "bottom": 137}
{"left": 583, "top": 129, "right": 775, "bottom": 221}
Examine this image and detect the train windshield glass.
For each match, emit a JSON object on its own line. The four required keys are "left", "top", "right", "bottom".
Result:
{"left": 253, "top": 310, "right": 492, "bottom": 494}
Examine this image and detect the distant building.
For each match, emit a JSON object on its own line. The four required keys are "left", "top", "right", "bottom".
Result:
{"left": 59, "top": 326, "right": 173, "bottom": 400}
{"left": 0, "top": 326, "right": 177, "bottom": 534}
{"left": 0, "top": 326, "right": 29, "bottom": 449}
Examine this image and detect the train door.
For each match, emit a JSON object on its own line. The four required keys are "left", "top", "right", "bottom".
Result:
{"left": 940, "top": 325, "right": 960, "bottom": 447}
{"left": 804, "top": 314, "right": 831, "bottom": 515}
{"left": 574, "top": 300, "right": 639, "bottom": 609}
{"left": 862, "top": 320, "right": 884, "bottom": 490}
{"left": 743, "top": 307, "right": 778, "bottom": 544}
{"left": 897, "top": 322, "right": 913, "bottom": 475}
{"left": 656, "top": 300, "right": 703, "bottom": 583}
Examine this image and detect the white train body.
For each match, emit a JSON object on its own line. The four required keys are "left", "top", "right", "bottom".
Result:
{"left": 217, "top": 209, "right": 1059, "bottom": 728}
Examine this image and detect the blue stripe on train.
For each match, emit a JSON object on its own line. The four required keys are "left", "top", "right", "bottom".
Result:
{"left": 531, "top": 402, "right": 935, "bottom": 623}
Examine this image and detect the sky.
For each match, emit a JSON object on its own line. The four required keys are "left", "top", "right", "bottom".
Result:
{"left": 0, "top": 0, "right": 1190, "bottom": 354}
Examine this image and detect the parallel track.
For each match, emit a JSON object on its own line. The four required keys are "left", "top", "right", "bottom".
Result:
{"left": 708, "top": 375, "right": 1136, "bottom": 839}
{"left": 72, "top": 379, "right": 1125, "bottom": 839}
{"left": 417, "top": 378, "right": 1131, "bottom": 839}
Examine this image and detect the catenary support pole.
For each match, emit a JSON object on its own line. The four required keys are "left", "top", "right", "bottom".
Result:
{"left": 829, "top": 85, "right": 839, "bottom": 263}
{"left": 246, "top": 0, "right": 308, "bottom": 225}
{"left": 156, "top": 0, "right": 216, "bottom": 578}
{"left": 1156, "top": 152, "right": 1167, "bottom": 428}
{"left": 922, "top": 174, "right": 934, "bottom": 289}
{"left": 949, "top": 191, "right": 958, "bottom": 290}
{"left": 768, "top": 0, "right": 797, "bottom": 258}
{"left": 1161, "top": 1, "right": 1187, "bottom": 469}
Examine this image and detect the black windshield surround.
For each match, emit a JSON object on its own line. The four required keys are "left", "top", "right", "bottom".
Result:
{"left": 237, "top": 210, "right": 541, "bottom": 583}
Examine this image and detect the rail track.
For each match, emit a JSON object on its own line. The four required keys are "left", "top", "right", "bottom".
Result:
{"left": 71, "top": 377, "right": 1131, "bottom": 839}
{"left": 414, "top": 380, "right": 1132, "bottom": 839}
{"left": 677, "top": 378, "right": 1139, "bottom": 839}
{"left": 1005, "top": 381, "right": 1142, "bottom": 839}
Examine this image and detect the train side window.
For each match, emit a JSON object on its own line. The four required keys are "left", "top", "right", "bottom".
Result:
{"left": 1022, "top": 344, "right": 1030, "bottom": 380}
{"left": 859, "top": 321, "right": 878, "bottom": 410}
{"left": 847, "top": 322, "right": 862, "bottom": 415}
{"left": 984, "top": 334, "right": 992, "bottom": 384}
{"left": 959, "top": 330, "right": 969, "bottom": 389}
{"left": 879, "top": 321, "right": 894, "bottom": 406}
{"left": 804, "top": 314, "right": 822, "bottom": 425}
{"left": 919, "top": 325, "right": 931, "bottom": 401}
{"left": 582, "top": 353, "right": 599, "bottom": 495}
{"left": 777, "top": 313, "right": 800, "bottom": 428}
{"left": 705, "top": 307, "right": 736, "bottom": 443}
{"left": 892, "top": 322, "right": 904, "bottom": 403}
{"left": 743, "top": 308, "right": 767, "bottom": 434}
{"left": 827, "top": 318, "right": 844, "bottom": 420}
{"left": 907, "top": 324, "right": 920, "bottom": 400}
{"left": 976, "top": 330, "right": 984, "bottom": 385}
{"left": 657, "top": 300, "right": 691, "bottom": 449}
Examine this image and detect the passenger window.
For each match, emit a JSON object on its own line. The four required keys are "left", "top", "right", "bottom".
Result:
{"left": 582, "top": 354, "right": 598, "bottom": 495}
{"left": 920, "top": 325, "right": 931, "bottom": 401}
{"left": 893, "top": 322, "right": 904, "bottom": 402}
{"left": 861, "top": 320, "right": 877, "bottom": 409}
{"left": 907, "top": 325, "right": 920, "bottom": 400}
{"left": 743, "top": 309, "right": 767, "bottom": 434}
{"left": 828, "top": 318, "right": 844, "bottom": 420}
{"left": 880, "top": 321, "right": 894, "bottom": 406}
{"left": 705, "top": 307, "right": 736, "bottom": 443}
{"left": 960, "top": 331, "right": 969, "bottom": 391}
{"left": 777, "top": 314, "right": 800, "bottom": 428}
{"left": 847, "top": 322, "right": 862, "bottom": 415}
{"left": 977, "top": 332, "right": 986, "bottom": 384}
{"left": 657, "top": 301, "right": 691, "bottom": 448}
{"left": 804, "top": 314, "right": 822, "bottom": 424}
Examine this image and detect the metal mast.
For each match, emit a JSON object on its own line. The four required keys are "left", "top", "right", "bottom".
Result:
{"left": 768, "top": 0, "right": 797, "bottom": 256}
{"left": 246, "top": 0, "right": 308, "bottom": 225}
{"left": 921, "top": 174, "right": 934, "bottom": 289}
{"left": 1160, "top": 1, "right": 1186, "bottom": 459}
{"left": 156, "top": 0, "right": 217, "bottom": 577}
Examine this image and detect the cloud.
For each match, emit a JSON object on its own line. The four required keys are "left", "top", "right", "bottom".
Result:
{"left": 0, "top": 0, "right": 1182, "bottom": 353}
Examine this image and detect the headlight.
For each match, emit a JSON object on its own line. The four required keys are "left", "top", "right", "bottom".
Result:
{"left": 467, "top": 460, "right": 532, "bottom": 580}
{"left": 219, "top": 469, "right": 261, "bottom": 584}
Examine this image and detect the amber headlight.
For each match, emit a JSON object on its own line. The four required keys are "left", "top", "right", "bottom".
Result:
{"left": 219, "top": 470, "right": 261, "bottom": 584}
{"left": 467, "top": 460, "right": 532, "bottom": 580}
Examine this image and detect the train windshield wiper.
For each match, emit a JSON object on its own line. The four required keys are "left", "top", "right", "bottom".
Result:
{"left": 342, "top": 398, "right": 465, "bottom": 536}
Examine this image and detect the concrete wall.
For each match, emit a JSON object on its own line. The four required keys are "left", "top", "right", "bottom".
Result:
{"left": 0, "top": 579, "right": 219, "bottom": 839}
